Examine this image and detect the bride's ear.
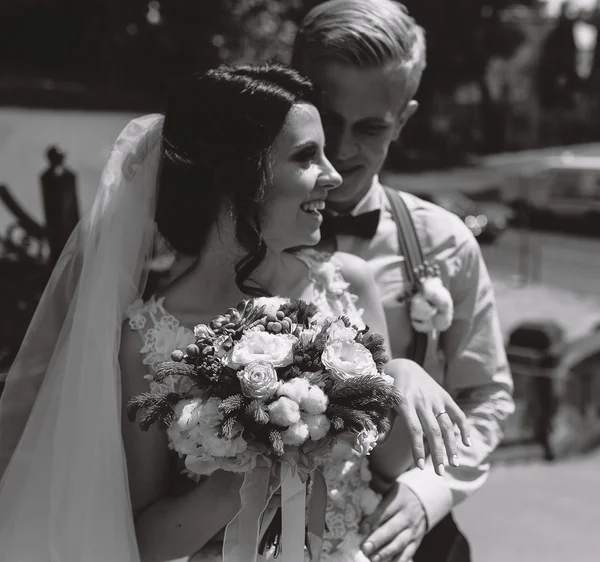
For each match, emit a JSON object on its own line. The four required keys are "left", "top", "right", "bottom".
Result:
{"left": 147, "top": 228, "right": 176, "bottom": 273}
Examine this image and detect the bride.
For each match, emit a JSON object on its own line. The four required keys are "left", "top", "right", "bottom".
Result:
{"left": 0, "top": 63, "right": 467, "bottom": 561}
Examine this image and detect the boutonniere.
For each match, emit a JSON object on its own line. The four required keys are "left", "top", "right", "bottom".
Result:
{"left": 409, "top": 262, "right": 453, "bottom": 336}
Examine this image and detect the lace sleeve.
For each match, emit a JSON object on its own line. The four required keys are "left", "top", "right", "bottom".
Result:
{"left": 293, "top": 248, "right": 364, "bottom": 328}
{"left": 124, "top": 296, "right": 195, "bottom": 372}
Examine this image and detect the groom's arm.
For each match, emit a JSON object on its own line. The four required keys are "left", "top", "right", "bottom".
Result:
{"left": 396, "top": 223, "right": 515, "bottom": 530}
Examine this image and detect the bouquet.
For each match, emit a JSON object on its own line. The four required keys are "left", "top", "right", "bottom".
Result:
{"left": 128, "top": 296, "right": 402, "bottom": 562}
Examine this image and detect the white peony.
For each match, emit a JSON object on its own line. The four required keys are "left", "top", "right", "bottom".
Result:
{"left": 228, "top": 331, "right": 297, "bottom": 368}
{"left": 198, "top": 425, "right": 248, "bottom": 457}
{"left": 171, "top": 398, "right": 204, "bottom": 431}
{"left": 185, "top": 449, "right": 258, "bottom": 475}
{"left": 321, "top": 340, "right": 378, "bottom": 381}
{"left": 326, "top": 319, "right": 358, "bottom": 343}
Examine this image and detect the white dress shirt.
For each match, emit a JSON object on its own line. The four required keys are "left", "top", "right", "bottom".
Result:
{"left": 335, "top": 176, "right": 515, "bottom": 529}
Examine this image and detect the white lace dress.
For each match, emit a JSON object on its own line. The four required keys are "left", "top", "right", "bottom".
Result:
{"left": 126, "top": 249, "right": 379, "bottom": 562}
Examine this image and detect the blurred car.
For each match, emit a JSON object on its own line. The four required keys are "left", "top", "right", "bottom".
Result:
{"left": 418, "top": 190, "right": 513, "bottom": 244}
{"left": 496, "top": 155, "right": 600, "bottom": 237}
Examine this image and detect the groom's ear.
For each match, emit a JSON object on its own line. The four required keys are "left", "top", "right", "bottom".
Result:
{"left": 392, "top": 100, "right": 419, "bottom": 141}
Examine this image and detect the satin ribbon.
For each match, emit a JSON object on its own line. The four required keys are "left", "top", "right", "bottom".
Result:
{"left": 280, "top": 465, "right": 306, "bottom": 561}
{"left": 219, "top": 460, "right": 329, "bottom": 562}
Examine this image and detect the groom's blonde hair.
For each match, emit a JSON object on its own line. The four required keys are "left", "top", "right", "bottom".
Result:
{"left": 292, "top": 0, "right": 426, "bottom": 83}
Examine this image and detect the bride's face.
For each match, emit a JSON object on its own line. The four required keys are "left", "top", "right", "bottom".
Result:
{"left": 262, "top": 102, "right": 342, "bottom": 252}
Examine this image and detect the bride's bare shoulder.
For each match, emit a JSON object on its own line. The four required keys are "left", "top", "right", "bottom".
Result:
{"left": 333, "top": 251, "right": 376, "bottom": 291}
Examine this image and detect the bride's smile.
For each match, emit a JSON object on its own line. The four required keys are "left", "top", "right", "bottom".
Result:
{"left": 261, "top": 102, "right": 341, "bottom": 253}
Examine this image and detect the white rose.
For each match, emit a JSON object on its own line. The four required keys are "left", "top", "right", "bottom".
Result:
{"left": 321, "top": 340, "right": 378, "bottom": 381}
{"left": 228, "top": 331, "right": 297, "bottom": 368}
{"left": 169, "top": 433, "right": 203, "bottom": 456}
{"left": 237, "top": 361, "right": 280, "bottom": 400}
{"left": 326, "top": 320, "right": 357, "bottom": 343}
{"left": 253, "top": 296, "right": 289, "bottom": 318}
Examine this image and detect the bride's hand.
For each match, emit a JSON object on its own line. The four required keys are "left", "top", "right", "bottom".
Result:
{"left": 382, "top": 358, "right": 471, "bottom": 475}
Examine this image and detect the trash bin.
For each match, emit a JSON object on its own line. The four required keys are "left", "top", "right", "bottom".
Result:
{"left": 506, "top": 321, "right": 566, "bottom": 460}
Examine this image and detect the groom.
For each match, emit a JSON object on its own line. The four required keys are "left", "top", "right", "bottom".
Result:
{"left": 292, "top": 1, "right": 515, "bottom": 561}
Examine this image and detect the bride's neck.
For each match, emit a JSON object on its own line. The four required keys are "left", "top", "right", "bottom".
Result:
{"left": 195, "top": 216, "right": 306, "bottom": 300}
{"left": 181, "top": 215, "right": 298, "bottom": 301}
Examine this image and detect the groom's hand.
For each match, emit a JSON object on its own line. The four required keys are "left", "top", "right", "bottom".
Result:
{"left": 359, "top": 482, "right": 427, "bottom": 562}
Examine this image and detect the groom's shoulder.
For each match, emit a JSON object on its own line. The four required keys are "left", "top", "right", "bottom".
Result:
{"left": 383, "top": 188, "right": 474, "bottom": 253}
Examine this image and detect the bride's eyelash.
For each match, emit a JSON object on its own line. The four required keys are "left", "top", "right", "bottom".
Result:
{"left": 295, "top": 146, "right": 318, "bottom": 162}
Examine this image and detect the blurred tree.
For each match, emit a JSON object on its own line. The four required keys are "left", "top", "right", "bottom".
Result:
{"left": 0, "top": 0, "right": 540, "bottom": 133}
{"left": 211, "top": 0, "right": 311, "bottom": 64}
{"left": 536, "top": 4, "right": 580, "bottom": 110}
{"left": 398, "top": 0, "right": 541, "bottom": 157}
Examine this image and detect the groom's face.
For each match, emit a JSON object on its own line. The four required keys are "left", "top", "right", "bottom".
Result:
{"left": 309, "top": 61, "right": 419, "bottom": 213}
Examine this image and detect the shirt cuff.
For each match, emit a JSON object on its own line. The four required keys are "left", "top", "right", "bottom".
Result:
{"left": 397, "top": 462, "right": 453, "bottom": 530}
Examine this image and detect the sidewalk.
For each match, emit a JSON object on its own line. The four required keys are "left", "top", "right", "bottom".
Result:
{"left": 455, "top": 451, "right": 600, "bottom": 562}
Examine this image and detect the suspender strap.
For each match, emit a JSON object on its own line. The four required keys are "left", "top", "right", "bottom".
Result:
{"left": 383, "top": 186, "right": 428, "bottom": 366}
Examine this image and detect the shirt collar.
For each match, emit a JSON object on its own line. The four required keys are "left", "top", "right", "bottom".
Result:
{"left": 350, "top": 175, "right": 387, "bottom": 216}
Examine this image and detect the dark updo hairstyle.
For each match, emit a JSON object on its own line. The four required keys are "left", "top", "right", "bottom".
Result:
{"left": 154, "top": 63, "right": 317, "bottom": 296}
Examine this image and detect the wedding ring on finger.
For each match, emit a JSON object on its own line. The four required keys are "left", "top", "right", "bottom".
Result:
{"left": 434, "top": 409, "right": 448, "bottom": 420}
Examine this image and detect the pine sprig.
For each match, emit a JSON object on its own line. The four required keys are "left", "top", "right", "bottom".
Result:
{"left": 354, "top": 331, "right": 388, "bottom": 370}
{"left": 246, "top": 399, "right": 270, "bottom": 426}
{"left": 127, "top": 391, "right": 181, "bottom": 431}
{"left": 219, "top": 417, "right": 239, "bottom": 440}
{"left": 154, "top": 361, "right": 197, "bottom": 384}
{"left": 328, "top": 376, "right": 402, "bottom": 410}
{"left": 326, "top": 403, "right": 376, "bottom": 434}
{"left": 278, "top": 364, "right": 302, "bottom": 381}
{"left": 290, "top": 335, "right": 328, "bottom": 372}
{"left": 269, "top": 429, "right": 285, "bottom": 457}
{"left": 219, "top": 394, "right": 245, "bottom": 415}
